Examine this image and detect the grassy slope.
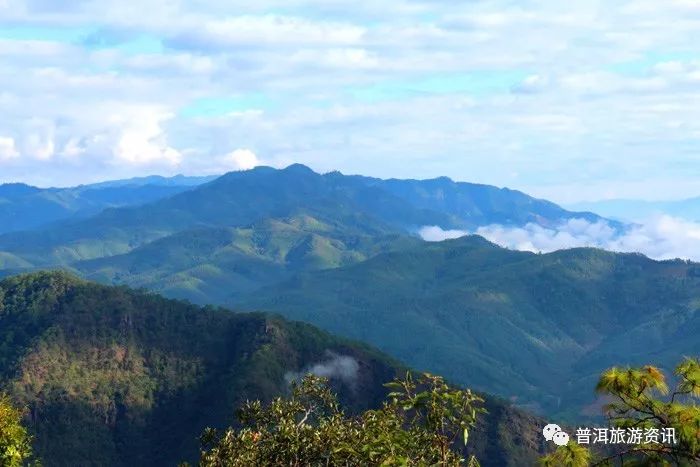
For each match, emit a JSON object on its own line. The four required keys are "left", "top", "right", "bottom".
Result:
{"left": 0, "top": 272, "right": 546, "bottom": 466}
{"left": 240, "top": 235, "right": 700, "bottom": 419}
{"left": 70, "top": 212, "right": 422, "bottom": 303}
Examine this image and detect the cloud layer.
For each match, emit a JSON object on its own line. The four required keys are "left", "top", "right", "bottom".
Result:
{"left": 0, "top": 1, "right": 699, "bottom": 199}
{"left": 420, "top": 215, "right": 700, "bottom": 261}
{"left": 285, "top": 352, "right": 360, "bottom": 387}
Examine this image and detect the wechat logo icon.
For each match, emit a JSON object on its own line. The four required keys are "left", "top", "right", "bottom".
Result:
{"left": 543, "top": 423, "right": 570, "bottom": 447}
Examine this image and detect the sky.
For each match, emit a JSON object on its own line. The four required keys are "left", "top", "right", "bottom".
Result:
{"left": 1, "top": 0, "right": 700, "bottom": 203}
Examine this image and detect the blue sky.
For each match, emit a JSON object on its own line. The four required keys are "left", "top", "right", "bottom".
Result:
{"left": 0, "top": 0, "right": 699, "bottom": 203}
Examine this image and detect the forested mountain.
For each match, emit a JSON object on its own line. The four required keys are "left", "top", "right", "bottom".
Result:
{"left": 0, "top": 164, "right": 607, "bottom": 269}
{"left": 0, "top": 166, "right": 645, "bottom": 426}
{"left": 0, "top": 272, "right": 545, "bottom": 466}
{"left": 346, "top": 173, "right": 605, "bottom": 228}
{"left": 87, "top": 174, "right": 217, "bottom": 189}
{"left": 74, "top": 216, "right": 421, "bottom": 303}
{"left": 238, "top": 235, "right": 700, "bottom": 419}
{"left": 0, "top": 179, "right": 205, "bottom": 235}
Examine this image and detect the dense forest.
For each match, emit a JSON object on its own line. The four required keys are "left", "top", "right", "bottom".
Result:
{"left": 0, "top": 168, "right": 698, "bottom": 465}
{"left": 0, "top": 272, "right": 546, "bottom": 466}
{"left": 241, "top": 235, "right": 700, "bottom": 419}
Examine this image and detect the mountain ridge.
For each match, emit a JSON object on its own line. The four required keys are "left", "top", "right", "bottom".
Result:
{"left": 0, "top": 271, "right": 547, "bottom": 466}
{"left": 237, "top": 234, "right": 700, "bottom": 419}
{"left": 0, "top": 164, "right": 614, "bottom": 268}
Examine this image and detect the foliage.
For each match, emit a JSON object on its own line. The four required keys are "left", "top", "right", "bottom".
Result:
{"left": 0, "top": 165, "right": 632, "bottom": 420}
{"left": 540, "top": 358, "right": 700, "bottom": 466}
{"left": 195, "top": 373, "right": 484, "bottom": 466}
{"left": 0, "top": 272, "right": 544, "bottom": 466}
{"left": 0, "top": 394, "right": 33, "bottom": 466}
{"left": 242, "top": 237, "right": 700, "bottom": 418}
{"left": 0, "top": 164, "right": 592, "bottom": 271}
{"left": 538, "top": 443, "right": 591, "bottom": 467}
{"left": 74, "top": 216, "right": 419, "bottom": 304}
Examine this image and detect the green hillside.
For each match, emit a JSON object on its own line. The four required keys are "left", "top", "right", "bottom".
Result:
{"left": 349, "top": 174, "right": 606, "bottom": 228}
{"left": 239, "top": 235, "right": 700, "bottom": 419}
{"left": 0, "top": 166, "right": 427, "bottom": 267}
{"left": 0, "top": 182, "right": 197, "bottom": 235}
{"left": 74, "top": 213, "right": 421, "bottom": 303}
{"left": 0, "top": 272, "right": 546, "bottom": 466}
{"left": 0, "top": 164, "right": 608, "bottom": 268}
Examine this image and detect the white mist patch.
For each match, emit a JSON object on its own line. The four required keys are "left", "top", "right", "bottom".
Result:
{"left": 285, "top": 352, "right": 360, "bottom": 387}
{"left": 419, "top": 226, "right": 471, "bottom": 242}
{"left": 419, "top": 215, "right": 700, "bottom": 261}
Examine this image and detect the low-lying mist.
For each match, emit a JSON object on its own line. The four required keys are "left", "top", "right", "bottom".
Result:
{"left": 420, "top": 215, "right": 700, "bottom": 261}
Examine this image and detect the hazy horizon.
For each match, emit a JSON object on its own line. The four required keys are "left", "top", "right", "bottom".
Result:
{"left": 3, "top": 163, "right": 700, "bottom": 206}
{"left": 2, "top": 1, "right": 700, "bottom": 204}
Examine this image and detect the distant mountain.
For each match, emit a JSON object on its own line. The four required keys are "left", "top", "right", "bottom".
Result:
{"left": 74, "top": 215, "right": 421, "bottom": 303}
{"left": 238, "top": 235, "right": 700, "bottom": 419}
{"left": 570, "top": 197, "right": 700, "bottom": 222}
{"left": 0, "top": 166, "right": 636, "bottom": 429}
{"left": 87, "top": 174, "right": 218, "bottom": 189}
{"left": 0, "top": 272, "right": 546, "bottom": 466}
{"left": 0, "top": 179, "right": 203, "bottom": 234}
{"left": 345, "top": 173, "right": 605, "bottom": 228}
{"left": 0, "top": 164, "right": 611, "bottom": 268}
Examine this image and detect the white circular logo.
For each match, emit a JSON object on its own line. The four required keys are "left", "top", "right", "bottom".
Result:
{"left": 552, "top": 430, "right": 570, "bottom": 446}
{"left": 543, "top": 423, "right": 561, "bottom": 441}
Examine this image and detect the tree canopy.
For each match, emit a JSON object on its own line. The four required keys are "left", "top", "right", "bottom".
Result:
{"left": 0, "top": 394, "right": 33, "bottom": 467}
{"left": 540, "top": 357, "right": 700, "bottom": 466}
{"left": 194, "top": 372, "right": 485, "bottom": 466}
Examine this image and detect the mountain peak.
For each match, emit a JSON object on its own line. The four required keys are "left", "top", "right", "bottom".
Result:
{"left": 0, "top": 182, "right": 41, "bottom": 197}
{"left": 283, "top": 163, "right": 317, "bottom": 175}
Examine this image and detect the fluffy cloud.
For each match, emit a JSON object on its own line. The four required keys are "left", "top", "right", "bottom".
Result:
{"left": 112, "top": 108, "right": 182, "bottom": 166}
{"left": 0, "top": 136, "right": 19, "bottom": 160}
{"left": 0, "top": 0, "right": 700, "bottom": 198}
{"left": 419, "top": 226, "right": 471, "bottom": 242}
{"left": 21, "top": 120, "right": 55, "bottom": 160}
{"left": 220, "top": 149, "right": 260, "bottom": 170}
{"left": 285, "top": 352, "right": 360, "bottom": 388}
{"left": 419, "top": 215, "right": 700, "bottom": 261}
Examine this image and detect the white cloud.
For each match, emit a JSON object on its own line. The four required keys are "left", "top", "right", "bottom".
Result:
{"left": 419, "top": 215, "right": 700, "bottom": 261}
{"left": 60, "top": 137, "right": 85, "bottom": 158}
{"left": 419, "top": 226, "right": 472, "bottom": 242}
{"left": 111, "top": 108, "right": 182, "bottom": 166}
{"left": 22, "top": 120, "right": 55, "bottom": 160}
{"left": 220, "top": 149, "right": 260, "bottom": 170}
{"left": 284, "top": 352, "right": 360, "bottom": 387}
{"left": 512, "top": 74, "right": 550, "bottom": 94}
{"left": 0, "top": 136, "right": 19, "bottom": 160}
{"left": 0, "top": 0, "right": 700, "bottom": 196}
{"left": 178, "top": 15, "right": 366, "bottom": 48}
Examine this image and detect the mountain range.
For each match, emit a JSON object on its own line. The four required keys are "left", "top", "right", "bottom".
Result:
{"left": 238, "top": 235, "right": 700, "bottom": 419}
{"left": 0, "top": 175, "right": 215, "bottom": 235}
{"left": 0, "top": 164, "right": 606, "bottom": 275}
{"left": 1, "top": 164, "right": 697, "bottom": 464}
{"left": 0, "top": 164, "right": 698, "bottom": 419}
{"left": 0, "top": 272, "right": 546, "bottom": 466}
{"left": 2, "top": 166, "right": 688, "bottom": 419}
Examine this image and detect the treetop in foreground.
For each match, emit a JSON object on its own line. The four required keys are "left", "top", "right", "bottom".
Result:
{"left": 541, "top": 357, "right": 700, "bottom": 466}
{"left": 194, "top": 372, "right": 485, "bottom": 467}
